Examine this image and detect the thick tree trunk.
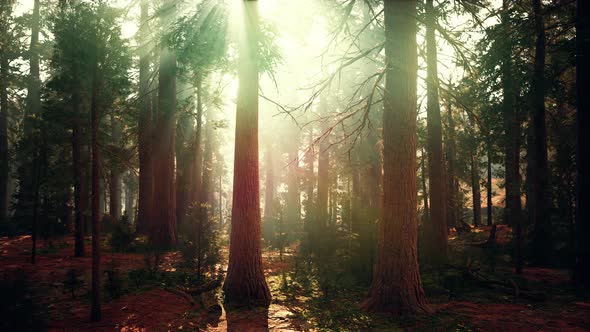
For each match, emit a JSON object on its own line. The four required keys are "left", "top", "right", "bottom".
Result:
{"left": 424, "top": 0, "right": 447, "bottom": 263}
{"left": 151, "top": 1, "right": 178, "bottom": 248}
{"left": 501, "top": 0, "right": 523, "bottom": 274}
{"left": 362, "top": 0, "right": 429, "bottom": 316}
{"left": 0, "top": 0, "right": 9, "bottom": 222}
{"left": 137, "top": 0, "right": 153, "bottom": 235}
{"left": 0, "top": 45, "right": 8, "bottom": 223}
{"left": 90, "top": 61, "right": 101, "bottom": 323}
{"left": 575, "top": 0, "right": 590, "bottom": 293}
{"left": 14, "top": 0, "right": 41, "bottom": 226}
{"left": 529, "top": 0, "right": 551, "bottom": 266}
{"left": 487, "top": 140, "right": 493, "bottom": 226}
{"left": 223, "top": 0, "right": 271, "bottom": 307}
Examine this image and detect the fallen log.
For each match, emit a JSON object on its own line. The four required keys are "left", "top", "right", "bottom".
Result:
{"left": 445, "top": 264, "right": 547, "bottom": 302}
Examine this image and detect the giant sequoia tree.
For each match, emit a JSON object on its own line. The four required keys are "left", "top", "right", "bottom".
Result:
{"left": 223, "top": 0, "right": 271, "bottom": 306}
{"left": 151, "top": 0, "right": 178, "bottom": 249}
{"left": 575, "top": 0, "right": 590, "bottom": 293}
{"left": 424, "top": 0, "right": 448, "bottom": 264}
{"left": 362, "top": 0, "right": 429, "bottom": 315}
{"left": 500, "top": 0, "right": 523, "bottom": 274}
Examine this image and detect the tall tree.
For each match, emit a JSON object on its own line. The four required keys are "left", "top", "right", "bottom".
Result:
{"left": 468, "top": 116, "right": 481, "bottom": 228}
{"left": 109, "top": 114, "right": 122, "bottom": 220}
{"left": 137, "top": 0, "right": 153, "bottom": 234}
{"left": 316, "top": 95, "right": 330, "bottom": 226}
{"left": 445, "top": 101, "right": 459, "bottom": 230}
{"left": 575, "top": 0, "right": 590, "bottom": 293}
{"left": 151, "top": 0, "right": 178, "bottom": 248}
{"left": 529, "top": 0, "right": 551, "bottom": 266}
{"left": 223, "top": 0, "right": 271, "bottom": 306}
{"left": 72, "top": 69, "right": 85, "bottom": 257}
{"left": 486, "top": 137, "right": 493, "bottom": 226}
{"left": 362, "top": 0, "right": 429, "bottom": 315}
{"left": 501, "top": 0, "right": 523, "bottom": 274}
{"left": 424, "top": 0, "right": 448, "bottom": 263}
{"left": 14, "top": 0, "right": 41, "bottom": 228}
{"left": 0, "top": 1, "right": 13, "bottom": 224}
{"left": 285, "top": 123, "right": 300, "bottom": 240}
{"left": 90, "top": 53, "right": 101, "bottom": 323}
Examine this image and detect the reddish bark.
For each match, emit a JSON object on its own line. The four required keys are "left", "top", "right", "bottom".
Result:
{"left": 223, "top": 0, "right": 271, "bottom": 307}
{"left": 501, "top": 0, "right": 523, "bottom": 274}
{"left": 575, "top": 0, "right": 590, "bottom": 292}
{"left": 362, "top": 0, "right": 430, "bottom": 316}
{"left": 150, "top": 10, "right": 178, "bottom": 248}
{"left": 424, "top": 0, "right": 448, "bottom": 263}
{"left": 529, "top": 0, "right": 552, "bottom": 266}
{"left": 137, "top": 0, "right": 153, "bottom": 235}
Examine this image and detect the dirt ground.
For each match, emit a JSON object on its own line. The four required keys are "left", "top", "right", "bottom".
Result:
{"left": 1, "top": 230, "right": 590, "bottom": 331}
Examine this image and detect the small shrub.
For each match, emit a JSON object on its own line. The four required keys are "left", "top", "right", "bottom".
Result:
{"left": 109, "top": 215, "right": 135, "bottom": 252}
{"left": 104, "top": 259, "right": 124, "bottom": 299}
{"left": 63, "top": 268, "right": 85, "bottom": 299}
{"left": 179, "top": 204, "right": 221, "bottom": 281}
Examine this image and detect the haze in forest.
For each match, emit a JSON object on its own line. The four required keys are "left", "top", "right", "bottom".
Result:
{"left": 0, "top": 0, "right": 588, "bottom": 330}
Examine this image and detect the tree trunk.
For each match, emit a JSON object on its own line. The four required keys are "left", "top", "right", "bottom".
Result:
{"left": 90, "top": 59, "right": 101, "bottom": 323}
{"left": 175, "top": 82, "right": 195, "bottom": 233}
{"left": 304, "top": 127, "right": 315, "bottom": 223}
{"left": 190, "top": 78, "right": 204, "bottom": 205}
{"left": 200, "top": 106, "right": 214, "bottom": 222}
{"left": 362, "top": 0, "right": 429, "bottom": 315}
{"left": 263, "top": 143, "right": 275, "bottom": 221}
{"left": 137, "top": 0, "right": 153, "bottom": 235}
{"left": 529, "top": 0, "right": 551, "bottom": 266}
{"left": 501, "top": 0, "right": 523, "bottom": 274}
{"left": 575, "top": 0, "right": 590, "bottom": 293}
{"left": 421, "top": 148, "right": 430, "bottom": 220}
{"left": 223, "top": 0, "right": 271, "bottom": 307}
{"left": 151, "top": 0, "right": 178, "bottom": 249}
{"left": 316, "top": 95, "right": 329, "bottom": 226}
{"left": 285, "top": 124, "right": 300, "bottom": 239}
{"left": 471, "top": 150, "right": 482, "bottom": 228}
{"left": 109, "top": 115, "right": 122, "bottom": 220}
{"left": 445, "top": 102, "right": 458, "bottom": 230}
{"left": 14, "top": 0, "right": 41, "bottom": 226}
{"left": 487, "top": 140, "right": 493, "bottom": 226}
{"left": 424, "top": 0, "right": 448, "bottom": 263}
{"left": 72, "top": 84, "right": 85, "bottom": 257}
{"left": 0, "top": 40, "right": 8, "bottom": 224}
{"left": 123, "top": 172, "right": 136, "bottom": 223}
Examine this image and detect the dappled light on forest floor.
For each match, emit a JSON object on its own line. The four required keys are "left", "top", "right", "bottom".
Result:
{"left": 1, "top": 234, "right": 590, "bottom": 331}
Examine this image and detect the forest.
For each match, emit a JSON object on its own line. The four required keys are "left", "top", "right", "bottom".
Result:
{"left": 0, "top": 0, "right": 589, "bottom": 330}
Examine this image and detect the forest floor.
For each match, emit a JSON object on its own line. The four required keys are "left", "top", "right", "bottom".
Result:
{"left": 1, "top": 225, "right": 590, "bottom": 331}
